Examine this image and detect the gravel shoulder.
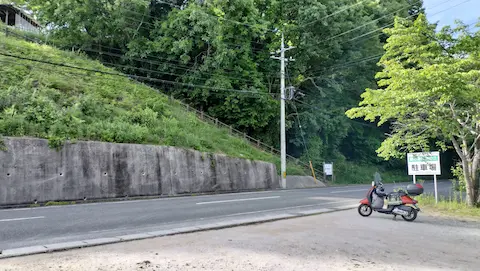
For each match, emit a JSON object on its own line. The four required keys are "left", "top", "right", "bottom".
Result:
{"left": 1, "top": 209, "right": 479, "bottom": 271}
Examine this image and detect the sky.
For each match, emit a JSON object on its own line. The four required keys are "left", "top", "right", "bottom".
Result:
{"left": 423, "top": 0, "right": 479, "bottom": 29}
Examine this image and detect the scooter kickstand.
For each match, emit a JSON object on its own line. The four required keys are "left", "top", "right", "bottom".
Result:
{"left": 392, "top": 214, "right": 397, "bottom": 220}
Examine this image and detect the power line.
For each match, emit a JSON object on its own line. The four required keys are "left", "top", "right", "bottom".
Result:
{"left": 320, "top": 1, "right": 422, "bottom": 43}
{"left": 9, "top": 1, "right": 420, "bottom": 84}
{"left": 300, "top": 0, "right": 367, "bottom": 28}
{"left": 104, "top": 1, "right": 273, "bottom": 47}
{"left": 293, "top": 98, "right": 378, "bottom": 129}
{"left": 300, "top": 54, "right": 383, "bottom": 80}
{"left": 122, "top": 16, "right": 268, "bottom": 52}
{"left": 6, "top": 0, "right": 464, "bottom": 101}
{"left": 17, "top": 37, "right": 381, "bottom": 96}
{"left": 285, "top": 64, "right": 310, "bottom": 160}
{"left": 3, "top": 27, "right": 278, "bottom": 84}
{"left": 343, "top": 0, "right": 465, "bottom": 45}
{"left": 291, "top": 102, "right": 310, "bottom": 158}
{"left": 293, "top": 0, "right": 459, "bottom": 81}
{"left": 0, "top": 57, "right": 274, "bottom": 100}
{"left": 79, "top": 46, "right": 275, "bottom": 83}
{"left": 0, "top": 51, "right": 275, "bottom": 97}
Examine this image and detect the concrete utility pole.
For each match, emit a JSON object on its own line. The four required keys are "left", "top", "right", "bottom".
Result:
{"left": 271, "top": 32, "right": 295, "bottom": 189}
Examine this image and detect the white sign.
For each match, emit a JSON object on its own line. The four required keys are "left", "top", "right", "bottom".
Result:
{"left": 323, "top": 163, "right": 333, "bottom": 176}
{"left": 407, "top": 151, "right": 441, "bottom": 176}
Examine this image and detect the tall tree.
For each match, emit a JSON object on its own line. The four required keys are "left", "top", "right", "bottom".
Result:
{"left": 279, "top": 0, "right": 418, "bottom": 166}
{"left": 129, "top": 0, "right": 278, "bottom": 133}
{"left": 347, "top": 15, "right": 480, "bottom": 206}
{"left": 24, "top": 0, "right": 152, "bottom": 51}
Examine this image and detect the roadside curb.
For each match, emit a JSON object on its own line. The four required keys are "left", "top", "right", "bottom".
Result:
{"left": 0, "top": 204, "right": 357, "bottom": 259}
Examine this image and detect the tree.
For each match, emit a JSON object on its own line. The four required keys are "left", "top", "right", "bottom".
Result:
{"left": 23, "top": 0, "right": 152, "bottom": 51}
{"left": 129, "top": 0, "right": 278, "bottom": 133}
{"left": 22, "top": 0, "right": 421, "bottom": 181}
{"left": 280, "top": 0, "right": 411, "bottom": 165}
{"left": 347, "top": 14, "right": 480, "bottom": 206}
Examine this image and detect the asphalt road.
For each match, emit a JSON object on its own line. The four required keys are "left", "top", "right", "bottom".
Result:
{"left": 0, "top": 180, "right": 452, "bottom": 251}
{"left": 2, "top": 204, "right": 477, "bottom": 271}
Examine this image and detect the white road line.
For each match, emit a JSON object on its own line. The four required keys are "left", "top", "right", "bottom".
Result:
{"left": 330, "top": 189, "right": 367, "bottom": 194}
{"left": 0, "top": 216, "right": 45, "bottom": 222}
{"left": 221, "top": 199, "right": 358, "bottom": 217}
{"left": 0, "top": 192, "right": 280, "bottom": 213}
{"left": 196, "top": 196, "right": 281, "bottom": 205}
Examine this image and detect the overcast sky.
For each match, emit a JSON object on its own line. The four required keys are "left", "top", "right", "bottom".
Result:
{"left": 424, "top": 0, "right": 479, "bottom": 29}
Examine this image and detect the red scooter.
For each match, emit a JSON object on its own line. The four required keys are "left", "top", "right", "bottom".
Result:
{"left": 358, "top": 181, "right": 423, "bottom": 222}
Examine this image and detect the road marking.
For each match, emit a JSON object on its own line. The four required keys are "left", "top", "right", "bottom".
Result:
{"left": 196, "top": 196, "right": 280, "bottom": 205}
{"left": 221, "top": 199, "right": 357, "bottom": 217}
{"left": 0, "top": 216, "right": 45, "bottom": 222}
{"left": 330, "top": 189, "right": 367, "bottom": 194}
{"left": 0, "top": 192, "right": 281, "bottom": 213}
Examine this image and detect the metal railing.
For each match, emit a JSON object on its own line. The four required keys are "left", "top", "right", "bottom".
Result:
{"left": 167, "top": 97, "right": 325, "bottom": 178}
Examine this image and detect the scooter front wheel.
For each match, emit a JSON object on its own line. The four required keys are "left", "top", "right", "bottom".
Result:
{"left": 358, "top": 204, "right": 372, "bottom": 217}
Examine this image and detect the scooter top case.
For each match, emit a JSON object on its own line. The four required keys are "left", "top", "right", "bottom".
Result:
{"left": 406, "top": 184, "right": 424, "bottom": 196}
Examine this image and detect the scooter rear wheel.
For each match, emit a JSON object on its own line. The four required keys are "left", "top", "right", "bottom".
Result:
{"left": 358, "top": 204, "right": 372, "bottom": 217}
{"left": 401, "top": 208, "right": 418, "bottom": 222}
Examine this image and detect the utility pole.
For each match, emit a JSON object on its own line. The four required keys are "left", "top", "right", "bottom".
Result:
{"left": 271, "top": 32, "right": 295, "bottom": 189}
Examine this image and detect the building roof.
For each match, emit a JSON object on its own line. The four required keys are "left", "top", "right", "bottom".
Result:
{"left": 0, "top": 4, "right": 41, "bottom": 28}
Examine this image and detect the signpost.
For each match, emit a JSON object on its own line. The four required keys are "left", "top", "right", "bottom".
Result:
{"left": 323, "top": 163, "right": 334, "bottom": 182}
{"left": 407, "top": 152, "right": 441, "bottom": 203}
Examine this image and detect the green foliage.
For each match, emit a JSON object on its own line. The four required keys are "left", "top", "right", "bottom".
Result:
{"left": 0, "top": 136, "right": 6, "bottom": 151}
{"left": 347, "top": 14, "right": 480, "bottom": 205}
{"left": 129, "top": 0, "right": 278, "bottom": 132}
{"left": 451, "top": 163, "right": 466, "bottom": 192}
{"left": 12, "top": 0, "right": 430, "bottom": 183}
{"left": 332, "top": 160, "right": 404, "bottom": 185}
{"left": 0, "top": 33, "right": 308, "bottom": 175}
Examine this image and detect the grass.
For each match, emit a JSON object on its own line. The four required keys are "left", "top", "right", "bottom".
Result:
{"left": 0, "top": 28, "right": 308, "bottom": 175}
{"left": 332, "top": 161, "right": 405, "bottom": 185}
{"left": 417, "top": 193, "right": 480, "bottom": 219}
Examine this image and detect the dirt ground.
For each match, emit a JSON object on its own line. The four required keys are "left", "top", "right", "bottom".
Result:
{"left": 1, "top": 209, "right": 479, "bottom": 271}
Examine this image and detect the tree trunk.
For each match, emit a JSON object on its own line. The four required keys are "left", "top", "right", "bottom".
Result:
{"left": 464, "top": 172, "right": 476, "bottom": 207}
{"left": 461, "top": 160, "right": 476, "bottom": 207}
{"left": 452, "top": 136, "right": 478, "bottom": 207}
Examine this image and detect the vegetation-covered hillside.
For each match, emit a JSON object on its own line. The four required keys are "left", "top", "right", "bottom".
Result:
{"left": 0, "top": 32, "right": 310, "bottom": 172}
{"left": 3, "top": 0, "right": 429, "bottom": 183}
{"left": 0, "top": 30, "right": 407, "bottom": 182}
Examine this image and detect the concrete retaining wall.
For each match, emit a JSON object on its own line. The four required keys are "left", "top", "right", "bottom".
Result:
{"left": 0, "top": 137, "right": 278, "bottom": 205}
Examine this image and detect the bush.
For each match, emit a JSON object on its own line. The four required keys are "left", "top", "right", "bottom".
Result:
{"left": 451, "top": 163, "right": 466, "bottom": 192}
